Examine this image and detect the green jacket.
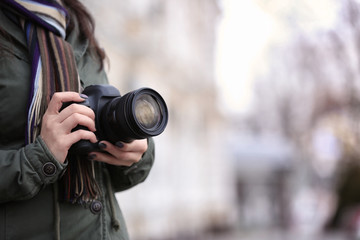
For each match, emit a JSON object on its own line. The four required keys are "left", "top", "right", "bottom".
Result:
{"left": 0, "top": 8, "right": 155, "bottom": 240}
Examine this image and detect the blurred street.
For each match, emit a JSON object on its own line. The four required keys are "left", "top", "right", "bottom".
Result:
{"left": 201, "top": 231, "right": 347, "bottom": 240}
{"left": 152, "top": 229, "right": 348, "bottom": 240}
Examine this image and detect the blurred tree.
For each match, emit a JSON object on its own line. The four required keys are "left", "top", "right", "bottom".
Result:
{"left": 248, "top": 0, "right": 360, "bottom": 233}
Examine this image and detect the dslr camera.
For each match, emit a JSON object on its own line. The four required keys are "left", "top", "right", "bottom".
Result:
{"left": 65, "top": 85, "right": 168, "bottom": 155}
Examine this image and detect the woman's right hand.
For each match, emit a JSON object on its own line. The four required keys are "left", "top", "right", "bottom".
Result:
{"left": 40, "top": 92, "right": 97, "bottom": 163}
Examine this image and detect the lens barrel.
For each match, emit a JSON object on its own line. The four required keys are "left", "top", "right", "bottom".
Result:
{"left": 103, "top": 88, "right": 168, "bottom": 143}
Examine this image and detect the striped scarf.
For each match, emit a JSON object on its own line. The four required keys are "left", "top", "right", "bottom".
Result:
{"left": 2, "top": 0, "right": 100, "bottom": 205}
{"left": 2, "top": 0, "right": 80, "bottom": 144}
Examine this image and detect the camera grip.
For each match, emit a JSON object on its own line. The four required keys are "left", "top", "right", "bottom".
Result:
{"left": 69, "top": 139, "right": 98, "bottom": 155}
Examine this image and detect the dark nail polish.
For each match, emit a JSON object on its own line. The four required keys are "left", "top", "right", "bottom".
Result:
{"left": 115, "top": 142, "right": 124, "bottom": 148}
{"left": 98, "top": 142, "right": 107, "bottom": 149}
{"left": 80, "top": 94, "right": 88, "bottom": 99}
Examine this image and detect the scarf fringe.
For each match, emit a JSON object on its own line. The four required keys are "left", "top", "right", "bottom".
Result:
{"left": 61, "top": 155, "right": 101, "bottom": 205}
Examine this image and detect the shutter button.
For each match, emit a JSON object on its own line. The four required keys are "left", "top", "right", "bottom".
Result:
{"left": 42, "top": 162, "right": 56, "bottom": 176}
{"left": 90, "top": 200, "right": 102, "bottom": 214}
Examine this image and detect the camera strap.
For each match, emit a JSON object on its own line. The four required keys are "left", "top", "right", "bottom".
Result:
{"left": 2, "top": 0, "right": 100, "bottom": 205}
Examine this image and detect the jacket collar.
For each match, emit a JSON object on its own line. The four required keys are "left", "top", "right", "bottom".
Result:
{"left": 0, "top": 8, "right": 27, "bottom": 49}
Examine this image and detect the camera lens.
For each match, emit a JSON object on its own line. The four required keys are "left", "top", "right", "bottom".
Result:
{"left": 134, "top": 94, "right": 161, "bottom": 129}
{"left": 103, "top": 88, "right": 168, "bottom": 143}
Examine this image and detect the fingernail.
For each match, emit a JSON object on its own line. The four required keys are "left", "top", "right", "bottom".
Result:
{"left": 80, "top": 94, "right": 88, "bottom": 99}
{"left": 88, "top": 153, "right": 96, "bottom": 160}
{"left": 98, "top": 142, "right": 107, "bottom": 149}
{"left": 115, "top": 142, "right": 124, "bottom": 148}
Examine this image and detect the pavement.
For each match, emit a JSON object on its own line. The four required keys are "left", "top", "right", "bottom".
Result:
{"left": 194, "top": 230, "right": 349, "bottom": 240}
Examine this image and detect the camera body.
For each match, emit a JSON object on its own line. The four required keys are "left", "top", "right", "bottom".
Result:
{"left": 66, "top": 84, "right": 168, "bottom": 155}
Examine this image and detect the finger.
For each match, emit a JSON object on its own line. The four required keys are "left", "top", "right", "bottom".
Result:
{"left": 102, "top": 139, "right": 148, "bottom": 153}
{"left": 62, "top": 113, "right": 96, "bottom": 132}
{"left": 98, "top": 140, "right": 147, "bottom": 163}
{"left": 58, "top": 103, "right": 95, "bottom": 123}
{"left": 100, "top": 145, "right": 143, "bottom": 164}
{"left": 67, "top": 129, "right": 97, "bottom": 144}
{"left": 47, "top": 92, "right": 86, "bottom": 114}
{"left": 89, "top": 151, "right": 140, "bottom": 167}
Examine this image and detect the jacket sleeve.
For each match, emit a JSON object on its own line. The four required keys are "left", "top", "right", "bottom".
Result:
{"left": 106, "top": 138, "right": 155, "bottom": 192}
{"left": 0, "top": 137, "right": 67, "bottom": 204}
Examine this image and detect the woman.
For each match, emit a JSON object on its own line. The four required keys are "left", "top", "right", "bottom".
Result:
{"left": 0, "top": 0, "right": 155, "bottom": 239}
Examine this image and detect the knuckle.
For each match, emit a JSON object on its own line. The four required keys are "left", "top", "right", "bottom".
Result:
{"left": 89, "top": 110, "right": 95, "bottom": 119}
{"left": 67, "top": 103, "right": 78, "bottom": 112}
{"left": 77, "top": 129, "right": 89, "bottom": 137}
{"left": 133, "top": 157, "right": 141, "bottom": 163}
{"left": 77, "top": 129, "right": 96, "bottom": 141}
{"left": 140, "top": 144, "right": 148, "bottom": 153}
{"left": 42, "top": 114, "right": 49, "bottom": 124}
{"left": 124, "top": 162, "right": 133, "bottom": 167}
{"left": 41, "top": 118, "right": 54, "bottom": 131}
{"left": 52, "top": 92, "right": 61, "bottom": 101}
{"left": 69, "top": 103, "right": 83, "bottom": 111}
{"left": 70, "top": 105, "right": 95, "bottom": 120}
{"left": 42, "top": 123, "right": 51, "bottom": 132}
{"left": 122, "top": 153, "right": 139, "bottom": 165}
{"left": 83, "top": 106, "right": 95, "bottom": 119}
{"left": 121, "top": 159, "right": 134, "bottom": 167}
{"left": 72, "top": 113, "right": 82, "bottom": 122}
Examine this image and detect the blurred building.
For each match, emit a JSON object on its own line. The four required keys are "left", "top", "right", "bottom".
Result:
{"left": 83, "top": 1, "right": 237, "bottom": 239}
{"left": 80, "top": 1, "right": 356, "bottom": 239}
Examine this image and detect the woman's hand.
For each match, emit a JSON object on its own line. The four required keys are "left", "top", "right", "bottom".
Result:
{"left": 40, "top": 92, "right": 97, "bottom": 163}
{"left": 88, "top": 139, "right": 148, "bottom": 167}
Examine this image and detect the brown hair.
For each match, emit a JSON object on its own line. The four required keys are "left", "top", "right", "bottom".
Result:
{"left": 62, "top": 0, "right": 106, "bottom": 69}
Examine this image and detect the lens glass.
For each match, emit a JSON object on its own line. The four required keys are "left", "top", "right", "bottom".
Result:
{"left": 134, "top": 94, "right": 161, "bottom": 129}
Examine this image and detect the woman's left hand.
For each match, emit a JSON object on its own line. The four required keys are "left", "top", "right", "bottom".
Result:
{"left": 88, "top": 139, "right": 148, "bottom": 166}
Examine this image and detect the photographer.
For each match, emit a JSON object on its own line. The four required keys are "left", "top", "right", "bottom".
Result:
{"left": 0, "top": 0, "right": 155, "bottom": 239}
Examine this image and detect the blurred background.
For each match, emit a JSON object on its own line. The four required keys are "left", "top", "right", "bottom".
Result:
{"left": 83, "top": 0, "right": 360, "bottom": 239}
